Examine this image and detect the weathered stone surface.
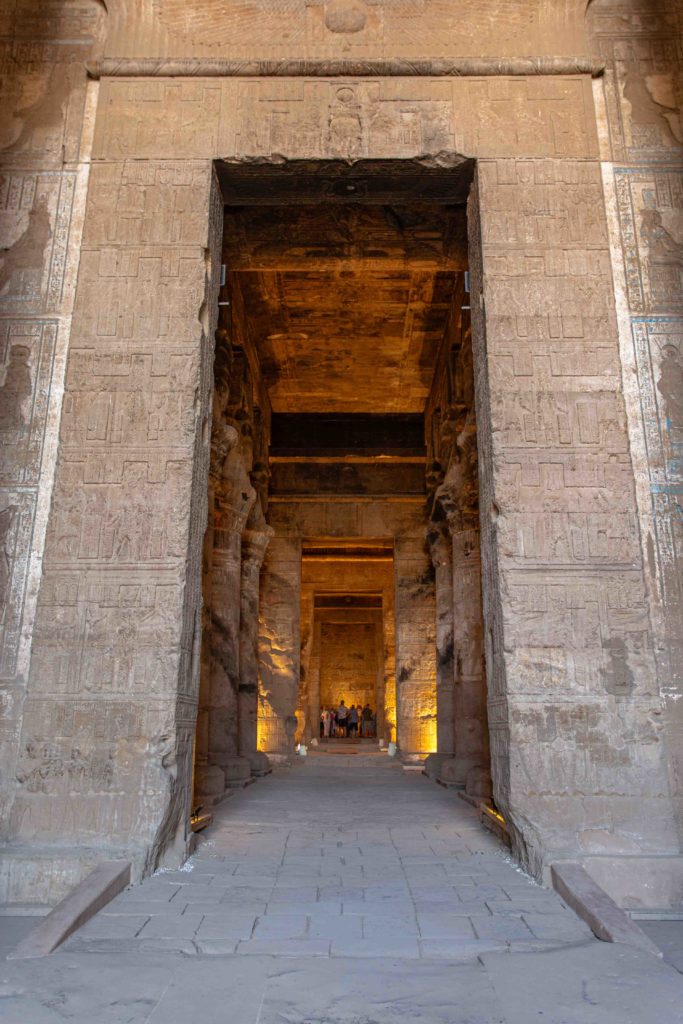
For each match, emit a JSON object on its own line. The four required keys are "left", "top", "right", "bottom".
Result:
{"left": 0, "top": 0, "right": 680, "bottom": 911}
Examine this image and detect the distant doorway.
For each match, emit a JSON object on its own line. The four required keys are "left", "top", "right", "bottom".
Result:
{"left": 298, "top": 541, "right": 395, "bottom": 746}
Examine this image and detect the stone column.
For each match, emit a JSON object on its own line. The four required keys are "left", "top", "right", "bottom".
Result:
{"left": 394, "top": 535, "right": 437, "bottom": 759}
{"left": 435, "top": 420, "right": 492, "bottom": 799}
{"left": 258, "top": 531, "right": 302, "bottom": 761}
{"left": 238, "top": 514, "right": 273, "bottom": 776}
{"left": 424, "top": 522, "right": 455, "bottom": 778}
{"left": 449, "top": 526, "right": 491, "bottom": 797}
{"left": 204, "top": 424, "right": 255, "bottom": 796}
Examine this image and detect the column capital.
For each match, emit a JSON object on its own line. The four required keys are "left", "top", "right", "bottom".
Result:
{"left": 433, "top": 452, "right": 479, "bottom": 535}
{"left": 241, "top": 524, "right": 274, "bottom": 572}
{"left": 213, "top": 427, "right": 256, "bottom": 536}
{"left": 426, "top": 520, "right": 452, "bottom": 569}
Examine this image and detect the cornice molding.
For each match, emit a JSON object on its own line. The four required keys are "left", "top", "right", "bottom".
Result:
{"left": 87, "top": 56, "right": 604, "bottom": 79}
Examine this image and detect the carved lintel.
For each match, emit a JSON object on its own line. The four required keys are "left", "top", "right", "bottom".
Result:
{"left": 87, "top": 57, "right": 605, "bottom": 79}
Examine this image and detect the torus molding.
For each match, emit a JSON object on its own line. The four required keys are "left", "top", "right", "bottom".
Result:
{"left": 86, "top": 56, "right": 605, "bottom": 79}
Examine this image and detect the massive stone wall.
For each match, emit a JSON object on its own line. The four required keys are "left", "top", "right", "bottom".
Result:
{"left": 470, "top": 153, "right": 679, "bottom": 877}
{"left": 0, "top": 1, "right": 106, "bottom": 899}
{"left": 588, "top": 0, "right": 683, "bottom": 881}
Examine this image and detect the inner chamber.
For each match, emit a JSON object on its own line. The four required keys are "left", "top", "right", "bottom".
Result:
{"left": 194, "top": 161, "right": 491, "bottom": 802}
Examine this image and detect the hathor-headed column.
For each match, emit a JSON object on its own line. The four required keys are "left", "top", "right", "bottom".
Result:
{"left": 202, "top": 422, "right": 255, "bottom": 798}
{"left": 239, "top": 502, "right": 273, "bottom": 776}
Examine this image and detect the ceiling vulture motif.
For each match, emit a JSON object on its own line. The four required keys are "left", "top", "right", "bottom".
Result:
{"left": 153, "top": 0, "right": 305, "bottom": 42}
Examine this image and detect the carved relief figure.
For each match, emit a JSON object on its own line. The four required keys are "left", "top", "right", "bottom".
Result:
{"left": 658, "top": 344, "right": 683, "bottom": 432}
{"left": 623, "top": 64, "right": 682, "bottom": 148}
{"left": 328, "top": 87, "right": 363, "bottom": 159}
{"left": 0, "top": 505, "right": 17, "bottom": 623}
{"left": 640, "top": 208, "right": 683, "bottom": 267}
{"left": 0, "top": 345, "right": 32, "bottom": 434}
{"left": 0, "top": 197, "right": 52, "bottom": 298}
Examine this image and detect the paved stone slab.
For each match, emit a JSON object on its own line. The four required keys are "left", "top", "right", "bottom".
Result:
{"left": 195, "top": 913, "right": 256, "bottom": 939}
{"left": 76, "top": 914, "right": 149, "bottom": 940}
{"left": 331, "top": 936, "right": 422, "bottom": 958}
{"left": 253, "top": 914, "right": 308, "bottom": 939}
{"left": 639, "top": 920, "right": 683, "bottom": 974}
{"left": 236, "top": 938, "right": 331, "bottom": 957}
{"left": 60, "top": 761, "right": 596, "bottom": 963}
{"left": 257, "top": 957, "right": 505, "bottom": 1022}
{"left": 482, "top": 942, "right": 683, "bottom": 1024}
{"left": 0, "top": 916, "right": 39, "bottom": 961}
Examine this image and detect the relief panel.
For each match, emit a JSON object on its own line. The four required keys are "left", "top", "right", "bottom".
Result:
{"left": 0, "top": 172, "right": 77, "bottom": 316}
{"left": 0, "top": 319, "right": 58, "bottom": 486}
{"left": 614, "top": 167, "right": 683, "bottom": 315}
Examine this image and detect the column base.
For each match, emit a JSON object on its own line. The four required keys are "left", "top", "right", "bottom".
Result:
{"left": 437, "top": 758, "right": 492, "bottom": 799}
{"left": 465, "top": 764, "right": 492, "bottom": 800}
{"left": 246, "top": 751, "right": 273, "bottom": 777}
{"left": 222, "top": 755, "right": 255, "bottom": 788}
{"left": 194, "top": 764, "right": 227, "bottom": 804}
{"left": 437, "top": 757, "right": 464, "bottom": 788}
{"left": 423, "top": 753, "right": 454, "bottom": 779}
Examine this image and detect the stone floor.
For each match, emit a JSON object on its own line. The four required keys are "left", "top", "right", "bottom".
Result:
{"left": 2, "top": 752, "right": 683, "bottom": 1022}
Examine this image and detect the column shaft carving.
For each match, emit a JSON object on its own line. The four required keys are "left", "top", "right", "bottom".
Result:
{"left": 238, "top": 514, "right": 273, "bottom": 775}
{"left": 427, "top": 522, "right": 455, "bottom": 755}
{"left": 196, "top": 422, "right": 255, "bottom": 801}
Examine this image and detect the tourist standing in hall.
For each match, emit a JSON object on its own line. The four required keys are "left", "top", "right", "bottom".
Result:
{"left": 322, "top": 707, "right": 332, "bottom": 737}
{"left": 348, "top": 704, "right": 359, "bottom": 737}
{"left": 361, "top": 703, "right": 373, "bottom": 737}
{"left": 336, "top": 700, "right": 348, "bottom": 737}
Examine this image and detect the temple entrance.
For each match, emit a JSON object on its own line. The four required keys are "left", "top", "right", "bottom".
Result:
{"left": 194, "top": 158, "right": 492, "bottom": 804}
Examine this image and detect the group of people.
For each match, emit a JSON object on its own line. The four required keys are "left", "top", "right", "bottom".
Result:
{"left": 320, "top": 700, "right": 376, "bottom": 739}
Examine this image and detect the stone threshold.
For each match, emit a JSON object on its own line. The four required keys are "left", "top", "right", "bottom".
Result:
{"left": 551, "top": 862, "right": 662, "bottom": 959}
{"left": 7, "top": 861, "right": 130, "bottom": 960}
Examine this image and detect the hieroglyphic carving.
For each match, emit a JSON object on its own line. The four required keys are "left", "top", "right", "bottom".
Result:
{"left": 472, "top": 157, "right": 678, "bottom": 872}
{"left": 0, "top": 321, "right": 57, "bottom": 486}
{"left": 589, "top": 0, "right": 683, "bottom": 163}
{"left": 614, "top": 168, "right": 683, "bottom": 314}
{"left": 0, "top": 492, "right": 35, "bottom": 679}
{"left": 589, "top": 0, "right": 683, "bottom": 846}
{"left": 9, "top": 154, "right": 220, "bottom": 870}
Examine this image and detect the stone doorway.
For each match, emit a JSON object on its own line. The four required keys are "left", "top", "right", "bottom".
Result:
{"left": 194, "top": 157, "right": 492, "bottom": 804}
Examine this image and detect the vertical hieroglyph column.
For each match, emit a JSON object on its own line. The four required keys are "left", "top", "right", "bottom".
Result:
{"left": 426, "top": 522, "right": 455, "bottom": 756}
{"left": 470, "top": 157, "right": 679, "bottom": 874}
{"left": 238, "top": 510, "right": 273, "bottom": 775}
{"left": 9, "top": 153, "right": 221, "bottom": 876}
{"left": 394, "top": 535, "right": 437, "bottom": 757}
{"left": 258, "top": 530, "right": 302, "bottom": 760}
